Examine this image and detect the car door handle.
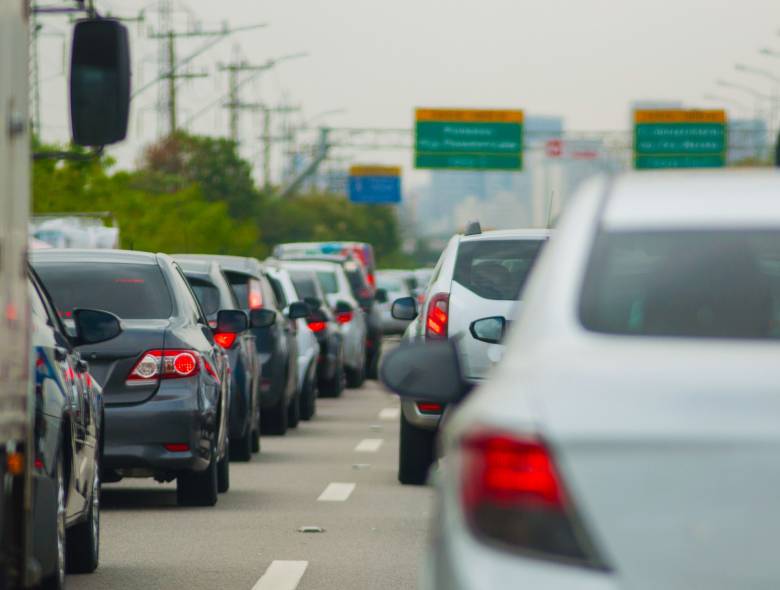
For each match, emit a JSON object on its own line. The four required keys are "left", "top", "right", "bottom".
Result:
{"left": 54, "top": 346, "right": 68, "bottom": 362}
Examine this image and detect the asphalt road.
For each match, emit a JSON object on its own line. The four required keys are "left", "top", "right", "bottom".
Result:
{"left": 70, "top": 373, "right": 432, "bottom": 590}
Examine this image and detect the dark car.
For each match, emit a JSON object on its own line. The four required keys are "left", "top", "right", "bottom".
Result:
{"left": 175, "top": 255, "right": 300, "bottom": 435}
{"left": 177, "top": 258, "right": 266, "bottom": 461}
{"left": 29, "top": 269, "right": 122, "bottom": 588}
{"left": 31, "top": 249, "right": 244, "bottom": 508}
{"left": 286, "top": 267, "right": 346, "bottom": 398}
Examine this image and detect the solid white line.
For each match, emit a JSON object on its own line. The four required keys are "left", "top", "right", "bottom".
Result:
{"left": 354, "top": 438, "right": 383, "bottom": 452}
{"left": 251, "top": 560, "right": 308, "bottom": 590}
{"left": 378, "top": 407, "right": 401, "bottom": 420}
{"left": 317, "top": 482, "right": 356, "bottom": 502}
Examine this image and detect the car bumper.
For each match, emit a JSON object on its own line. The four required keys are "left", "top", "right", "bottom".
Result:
{"left": 401, "top": 398, "right": 442, "bottom": 431}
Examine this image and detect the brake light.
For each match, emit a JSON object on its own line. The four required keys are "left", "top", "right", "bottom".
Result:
{"left": 308, "top": 320, "right": 327, "bottom": 333}
{"left": 417, "top": 402, "right": 443, "bottom": 414}
{"left": 214, "top": 332, "right": 237, "bottom": 349}
{"left": 460, "top": 431, "right": 601, "bottom": 566}
{"left": 164, "top": 443, "right": 190, "bottom": 452}
{"left": 336, "top": 311, "right": 353, "bottom": 325}
{"left": 248, "top": 279, "right": 263, "bottom": 309}
{"left": 425, "top": 293, "right": 449, "bottom": 339}
{"left": 127, "top": 350, "right": 201, "bottom": 383}
{"left": 367, "top": 272, "right": 376, "bottom": 288}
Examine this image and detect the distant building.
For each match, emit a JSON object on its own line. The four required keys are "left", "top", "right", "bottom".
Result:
{"left": 728, "top": 119, "right": 768, "bottom": 163}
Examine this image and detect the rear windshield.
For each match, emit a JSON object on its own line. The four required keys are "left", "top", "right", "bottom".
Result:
{"left": 453, "top": 239, "right": 545, "bottom": 301}
{"left": 580, "top": 230, "right": 780, "bottom": 339}
{"left": 290, "top": 273, "right": 318, "bottom": 299}
{"left": 186, "top": 277, "right": 220, "bottom": 316}
{"left": 377, "top": 276, "right": 404, "bottom": 292}
{"left": 35, "top": 262, "right": 173, "bottom": 320}
{"left": 224, "top": 271, "right": 263, "bottom": 309}
{"left": 316, "top": 271, "right": 339, "bottom": 295}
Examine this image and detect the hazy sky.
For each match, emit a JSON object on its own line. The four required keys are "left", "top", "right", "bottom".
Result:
{"left": 37, "top": 0, "right": 780, "bottom": 181}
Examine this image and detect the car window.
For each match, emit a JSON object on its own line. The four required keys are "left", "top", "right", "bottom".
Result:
{"left": 35, "top": 261, "right": 174, "bottom": 320}
{"left": 377, "top": 277, "right": 404, "bottom": 292}
{"left": 186, "top": 276, "right": 221, "bottom": 317}
{"left": 316, "top": 271, "right": 339, "bottom": 295}
{"left": 580, "top": 230, "right": 780, "bottom": 339}
{"left": 225, "top": 271, "right": 263, "bottom": 309}
{"left": 290, "top": 273, "right": 318, "bottom": 299}
{"left": 453, "top": 239, "right": 545, "bottom": 301}
{"left": 172, "top": 266, "right": 207, "bottom": 324}
{"left": 267, "top": 275, "right": 288, "bottom": 308}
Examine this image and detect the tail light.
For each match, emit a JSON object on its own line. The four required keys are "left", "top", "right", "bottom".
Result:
{"left": 127, "top": 350, "right": 200, "bottom": 383}
{"left": 248, "top": 279, "right": 263, "bottom": 309}
{"left": 214, "top": 332, "right": 237, "bottom": 349}
{"left": 336, "top": 311, "right": 353, "bottom": 325}
{"left": 308, "top": 320, "right": 327, "bottom": 333}
{"left": 417, "top": 402, "right": 443, "bottom": 414}
{"left": 425, "top": 293, "right": 449, "bottom": 339}
{"left": 460, "top": 431, "right": 604, "bottom": 568}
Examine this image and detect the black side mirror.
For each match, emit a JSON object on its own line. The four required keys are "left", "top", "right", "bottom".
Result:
{"left": 70, "top": 19, "right": 131, "bottom": 146}
{"left": 391, "top": 297, "right": 418, "bottom": 321}
{"left": 304, "top": 297, "right": 322, "bottom": 311}
{"left": 250, "top": 308, "right": 276, "bottom": 329}
{"left": 335, "top": 301, "right": 353, "bottom": 314}
{"left": 380, "top": 340, "right": 471, "bottom": 404}
{"left": 288, "top": 302, "right": 309, "bottom": 320}
{"left": 72, "top": 309, "right": 122, "bottom": 346}
{"left": 469, "top": 316, "right": 506, "bottom": 344}
{"left": 374, "top": 288, "right": 389, "bottom": 304}
{"left": 216, "top": 309, "right": 248, "bottom": 333}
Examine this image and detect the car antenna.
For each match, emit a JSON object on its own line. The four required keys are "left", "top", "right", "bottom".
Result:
{"left": 464, "top": 220, "right": 482, "bottom": 236}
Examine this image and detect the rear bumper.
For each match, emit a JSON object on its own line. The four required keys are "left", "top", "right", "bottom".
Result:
{"left": 103, "top": 381, "right": 211, "bottom": 475}
{"left": 402, "top": 398, "right": 442, "bottom": 431}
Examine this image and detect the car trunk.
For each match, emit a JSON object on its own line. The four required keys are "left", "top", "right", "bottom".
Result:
{"left": 78, "top": 319, "right": 168, "bottom": 405}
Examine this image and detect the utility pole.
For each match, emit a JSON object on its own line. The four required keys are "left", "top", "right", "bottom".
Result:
{"left": 219, "top": 58, "right": 274, "bottom": 143}
{"left": 260, "top": 105, "right": 300, "bottom": 191}
{"left": 29, "top": 8, "right": 42, "bottom": 139}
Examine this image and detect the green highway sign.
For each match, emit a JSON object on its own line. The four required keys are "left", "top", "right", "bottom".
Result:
{"left": 414, "top": 108, "right": 524, "bottom": 171}
{"left": 633, "top": 109, "right": 727, "bottom": 170}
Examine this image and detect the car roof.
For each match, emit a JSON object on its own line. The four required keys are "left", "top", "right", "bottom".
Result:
{"left": 459, "top": 228, "right": 552, "bottom": 242}
{"left": 174, "top": 257, "right": 215, "bottom": 274}
{"left": 31, "top": 248, "right": 160, "bottom": 264}
{"left": 603, "top": 170, "right": 780, "bottom": 230}
{"left": 173, "top": 254, "right": 263, "bottom": 276}
{"left": 280, "top": 259, "right": 343, "bottom": 273}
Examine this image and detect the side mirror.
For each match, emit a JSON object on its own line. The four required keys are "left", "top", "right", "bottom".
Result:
{"left": 70, "top": 19, "right": 131, "bottom": 146}
{"left": 374, "top": 288, "right": 389, "bottom": 304}
{"left": 469, "top": 316, "right": 506, "bottom": 344}
{"left": 216, "top": 309, "right": 248, "bottom": 333}
{"left": 72, "top": 309, "right": 122, "bottom": 346}
{"left": 304, "top": 297, "right": 322, "bottom": 311}
{"left": 391, "top": 297, "right": 418, "bottom": 321}
{"left": 288, "top": 302, "right": 309, "bottom": 320}
{"left": 380, "top": 340, "right": 470, "bottom": 404}
{"left": 249, "top": 308, "right": 276, "bottom": 329}
{"left": 335, "top": 301, "right": 353, "bottom": 314}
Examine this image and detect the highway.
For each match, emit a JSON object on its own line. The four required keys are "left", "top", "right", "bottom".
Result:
{"left": 70, "top": 359, "right": 432, "bottom": 590}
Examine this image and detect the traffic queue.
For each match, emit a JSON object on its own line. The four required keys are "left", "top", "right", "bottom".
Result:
{"left": 25, "top": 241, "right": 387, "bottom": 589}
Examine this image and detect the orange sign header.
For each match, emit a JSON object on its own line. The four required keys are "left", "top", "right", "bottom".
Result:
{"left": 634, "top": 109, "right": 727, "bottom": 124}
{"left": 415, "top": 108, "right": 524, "bottom": 124}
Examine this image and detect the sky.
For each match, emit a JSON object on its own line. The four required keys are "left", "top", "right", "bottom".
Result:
{"left": 35, "top": 0, "right": 780, "bottom": 185}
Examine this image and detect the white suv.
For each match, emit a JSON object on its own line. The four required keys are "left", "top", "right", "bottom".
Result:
{"left": 392, "top": 226, "right": 549, "bottom": 484}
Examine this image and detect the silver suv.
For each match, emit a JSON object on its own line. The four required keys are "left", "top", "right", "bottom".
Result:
{"left": 392, "top": 226, "right": 549, "bottom": 484}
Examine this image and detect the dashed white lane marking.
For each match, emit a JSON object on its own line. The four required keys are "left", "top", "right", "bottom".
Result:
{"left": 354, "top": 438, "right": 383, "bottom": 452}
{"left": 379, "top": 407, "right": 401, "bottom": 420}
{"left": 251, "top": 560, "right": 308, "bottom": 590}
{"left": 317, "top": 482, "right": 356, "bottom": 502}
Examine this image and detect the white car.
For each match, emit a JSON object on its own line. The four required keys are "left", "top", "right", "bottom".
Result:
{"left": 264, "top": 264, "right": 321, "bottom": 420}
{"left": 279, "top": 260, "right": 368, "bottom": 388}
{"left": 383, "top": 170, "right": 780, "bottom": 590}
{"left": 376, "top": 270, "right": 417, "bottom": 335}
{"left": 392, "top": 226, "right": 549, "bottom": 484}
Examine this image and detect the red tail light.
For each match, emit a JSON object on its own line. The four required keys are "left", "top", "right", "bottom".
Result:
{"left": 416, "top": 402, "right": 443, "bottom": 414}
{"left": 164, "top": 443, "right": 190, "bottom": 453}
{"left": 308, "top": 320, "right": 327, "bottom": 333}
{"left": 214, "top": 332, "right": 237, "bottom": 349}
{"left": 425, "top": 293, "right": 449, "bottom": 339}
{"left": 126, "top": 350, "right": 201, "bottom": 383}
{"left": 336, "top": 311, "right": 353, "bottom": 325}
{"left": 460, "top": 431, "right": 602, "bottom": 567}
{"left": 248, "top": 278, "right": 263, "bottom": 309}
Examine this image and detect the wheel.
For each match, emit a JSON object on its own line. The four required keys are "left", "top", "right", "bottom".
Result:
{"left": 230, "top": 429, "right": 252, "bottom": 462}
{"left": 66, "top": 449, "right": 100, "bottom": 574}
{"left": 398, "top": 412, "right": 436, "bottom": 485}
{"left": 300, "top": 375, "right": 317, "bottom": 421}
{"left": 261, "top": 397, "right": 288, "bottom": 435}
{"left": 41, "top": 454, "right": 66, "bottom": 589}
{"left": 319, "top": 359, "right": 344, "bottom": 398}
{"left": 287, "top": 392, "right": 301, "bottom": 428}
{"left": 217, "top": 452, "right": 230, "bottom": 493}
{"left": 345, "top": 361, "right": 365, "bottom": 388}
{"left": 251, "top": 426, "right": 260, "bottom": 453}
{"left": 176, "top": 444, "right": 218, "bottom": 507}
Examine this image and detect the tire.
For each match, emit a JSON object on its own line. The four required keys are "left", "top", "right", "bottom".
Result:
{"left": 251, "top": 425, "right": 261, "bottom": 453}
{"left": 287, "top": 392, "right": 301, "bottom": 428}
{"left": 366, "top": 346, "right": 380, "bottom": 380}
{"left": 176, "top": 444, "right": 219, "bottom": 507}
{"left": 217, "top": 452, "right": 230, "bottom": 493}
{"left": 230, "top": 430, "right": 252, "bottom": 462}
{"left": 66, "top": 449, "right": 100, "bottom": 574}
{"left": 261, "top": 397, "right": 288, "bottom": 435}
{"left": 319, "top": 360, "right": 344, "bottom": 398}
{"left": 41, "top": 455, "right": 66, "bottom": 590}
{"left": 300, "top": 376, "right": 317, "bottom": 421}
{"left": 345, "top": 361, "right": 366, "bottom": 389}
{"left": 398, "top": 412, "right": 436, "bottom": 485}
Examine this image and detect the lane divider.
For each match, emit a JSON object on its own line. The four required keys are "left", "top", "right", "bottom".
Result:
{"left": 378, "top": 407, "right": 400, "bottom": 420}
{"left": 317, "top": 482, "right": 356, "bottom": 502}
{"left": 354, "top": 438, "right": 383, "bottom": 452}
{"left": 252, "top": 560, "right": 308, "bottom": 590}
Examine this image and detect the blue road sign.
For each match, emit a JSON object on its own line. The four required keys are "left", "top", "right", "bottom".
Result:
{"left": 348, "top": 166, "right": 402, "bottom": 204}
